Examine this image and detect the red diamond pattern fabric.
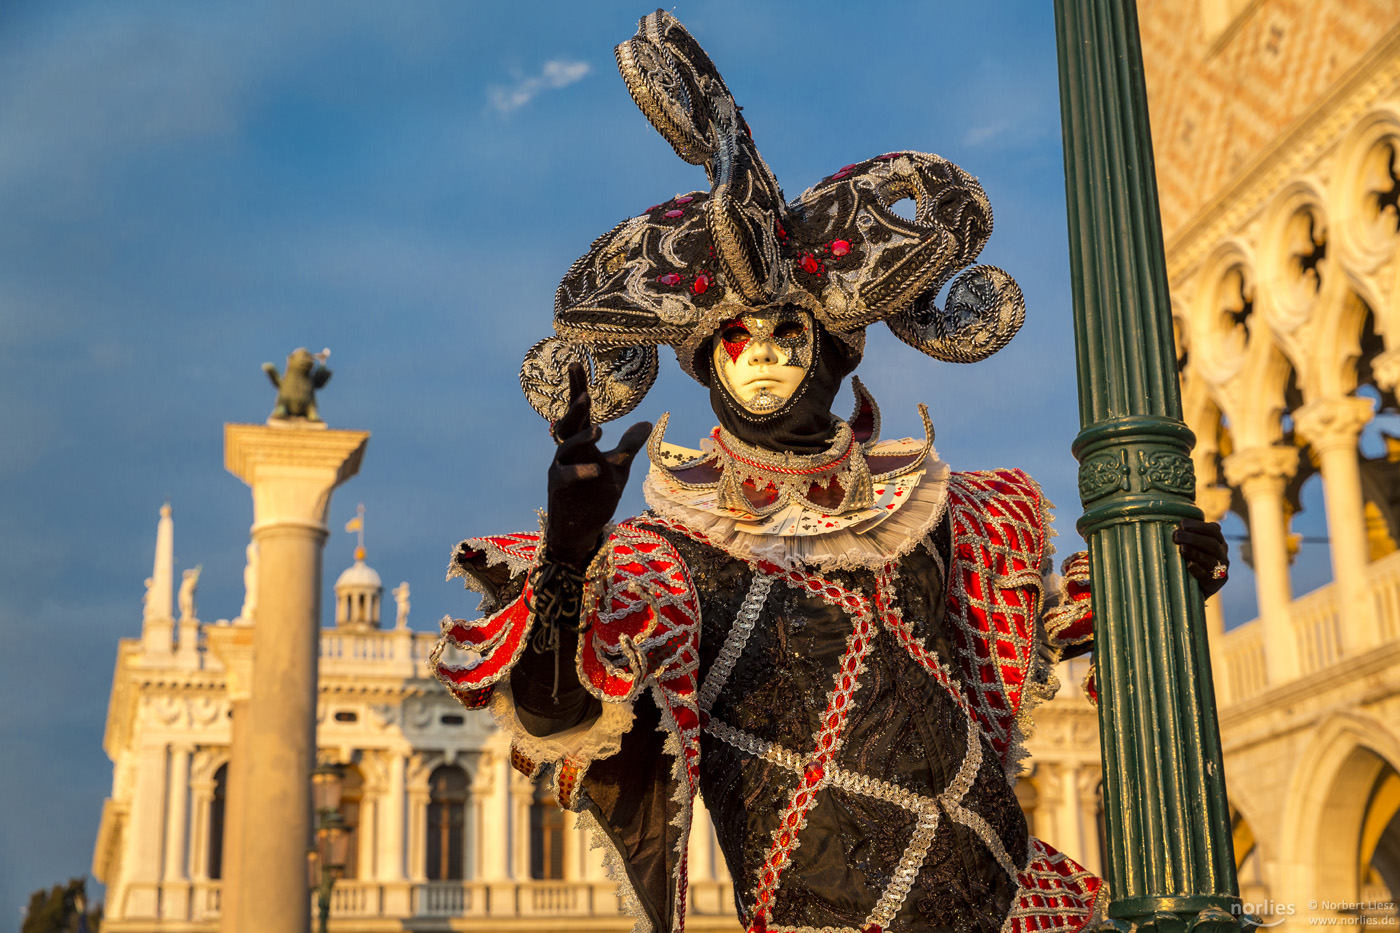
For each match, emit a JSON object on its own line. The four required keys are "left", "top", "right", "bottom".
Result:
{"left": 1001, "top": 839, "right": 1104, "bottom": 933}
{"left": 945, "top": 470, "right": 1053, "bottom": 764}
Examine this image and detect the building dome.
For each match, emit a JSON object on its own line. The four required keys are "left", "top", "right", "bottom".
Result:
{"left": 334, "top": 547, "right": 383, "bottom": 629}
{"left": 335, "top": 558, "right": 382, "bottom": 590}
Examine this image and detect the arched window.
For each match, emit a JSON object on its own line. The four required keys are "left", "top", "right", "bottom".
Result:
{"left": 427, "top": 765, "right": 469, "bottom": 880}
{"left": 530, "top": 778, "right": 565, "bottom": 880}
{"left": 339, "top": 766, "right": 364, "bottom": 880}
{"left": 208, "top": 764, "right": 228, "bottom": 879}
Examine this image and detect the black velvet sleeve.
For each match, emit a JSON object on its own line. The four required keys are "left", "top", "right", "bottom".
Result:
{"left": 510, "top": 624, "right": 603, "bottom": 736}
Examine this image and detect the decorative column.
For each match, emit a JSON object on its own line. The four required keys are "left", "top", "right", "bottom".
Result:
{"left": 223, "top": 422, "right": 368, "bottom": 933}
{"left": 510, "top": 770, "right": 533, "bottom": 880}
{"left": 1293, "top": 396, "right": 1380, "bottom": 653}
{"left": 1056, "top": 764, "right": 1087, "bottom": 869}
{"left": 124, "top": 739, "right": 169, "bottom": 918}
{"left": 1034, "top": 763, "right": 1064, "bottom": 844}
{"left": 1055, "top": 1, "right": 1241, "bottom": 928}
{"left": 378, "top": 751, "right": 410, "bottom": 916}
{"left": 1077, "top": 765, "right": 1105, "bottom": 877}
{"left": 1222, "top": 447, "right": 1301, "bottom": 682}
{"left": 189, "top": 759, "right": 216, "bottom": 884}
{"left": 206, "top": 610, "right": 255, "bottom": 933}
{"left": 477, "top": 747, "right": 511, "bottom": 880}
{"left": 407, "top": 755, "right": 432, "bottom": 882}
{"left": 161, "top": 743, "right": 193, "bottom": 919}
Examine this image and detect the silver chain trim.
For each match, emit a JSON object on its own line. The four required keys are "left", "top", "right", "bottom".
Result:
{"left": 697, "top": 572, "right": 773, "bottom": 711}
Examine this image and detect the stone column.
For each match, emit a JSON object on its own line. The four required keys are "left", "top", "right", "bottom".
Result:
{"left": 1076, "top": 766, "right": 1104, "bottom": 877}
{"left": 223, "top": 423, "right": 368, "bottom": 933}
{"left": 1035, "top": 763, "right": 1065, "bottom": 845}
{"left": 1224, "top": 446, "right": 1301, "bottom": 683}
{"left": 478, "top": 747, "right": 510, "bottom": 882}
{"left": 1056, "top": 764, "right": 1086, "bottom": 867}
{"left": 189, "top": 763, "right": 215, "bottom": 883}
{"left": 1293, "top": 396, "right": 1380, "bottom": 654}
{"left": 510, "top": 770, "right": 533, "bottom": 880}
{"left": 407, "top": 756, "right": 431, "bottom": 882}
{"left": 161, "top": 743, "right": 193, "bottom": 919}
{"left": 206, "top": 621, "right": 254, "bottom": 933}
{"left": 379, "top": 753, "right": 406, "bottom": 880}
{"left": 379, "top": 751, "right": 413, "bottom": 915}
{"left": 124, "top": 740, "right": 169, "bottom": 918}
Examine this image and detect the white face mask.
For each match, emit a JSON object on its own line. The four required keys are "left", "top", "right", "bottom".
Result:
{"left": 712, "top": 308, "right": 816, "bottom": 413}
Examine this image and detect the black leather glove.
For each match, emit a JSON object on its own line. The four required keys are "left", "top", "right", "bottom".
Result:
{"left": 1173, "top": 518, "right": 1230, "bottom": 599}
{"left": 545, "top": 362, "right": 652, "bottom": 568}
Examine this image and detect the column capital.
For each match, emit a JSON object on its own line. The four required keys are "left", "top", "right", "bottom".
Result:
{"left": 224, "top": 423, "right": 369, "bottom": 530}
{"left": 1293, "top": 396, "right": 1376, "bottom": 454}
{"left": 1222, "top": 445, "right": 1299, "bottom": 495}
{"left": 1372, "top": 349, "right": 1400, "bottom": 393}
{"left": 204, "top": 624, "right": 254, "bottom": 701}
{"left": 1196, "top": 485, "right": 1234, "bottom": 524}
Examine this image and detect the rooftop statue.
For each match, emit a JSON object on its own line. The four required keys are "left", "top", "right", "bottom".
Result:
{"left": 262, "top": 347, "right": 331, "bottom": 422}
{"left": 178, "top": 565, "right": 201, "bottom": 623}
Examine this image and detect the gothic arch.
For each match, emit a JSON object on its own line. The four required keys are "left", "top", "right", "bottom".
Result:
{"left": 1277, "top": 711, "right": 1400, "bottom": 902}
{"left": 1256, "top": 179, "right": 1331, "bottom": 342}
{"left": 1231, "top": 334, "right": 1299, "bottom": 451}
{"left": 1333, "top": 106, "right": 1400, "bottom": 276}
{"left": 1308, "top": 287, "right": 1375, "bottom": 400}
{"left": 1188, "top": 240, "right": 1256, "bottom": 389}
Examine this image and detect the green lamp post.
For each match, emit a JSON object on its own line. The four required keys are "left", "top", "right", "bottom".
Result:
{"left": 1052, "top": 2, "right": 1244, "bottom": 931}
{"left": 310, "top": 763, "right": 348, "bottom": 933}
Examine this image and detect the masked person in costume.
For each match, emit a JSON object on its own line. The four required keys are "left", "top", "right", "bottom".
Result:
{"left": 431, "top": 12, "right": 1230, "bottom": 933}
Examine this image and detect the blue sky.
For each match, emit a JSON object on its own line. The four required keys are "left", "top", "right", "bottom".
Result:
{"left": 0, "top": 0, "right": 1334, "bottom": 917}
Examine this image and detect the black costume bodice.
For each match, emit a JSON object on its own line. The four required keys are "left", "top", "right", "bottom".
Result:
{"left": 654, "top": 525, "right": 1029, "bottom": 932}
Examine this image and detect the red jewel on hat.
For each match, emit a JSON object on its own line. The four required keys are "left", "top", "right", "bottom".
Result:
{"left": 657, "top": 273, "right": 682, "bottom": 286}
{"left": 647, "top": 204, "right": 661, "bottom": 212}
{"left": 862, "top": 925, "right": 884, "bottom": 933}
{"left": 830, "top": 239, "right": 851, "bottom": 257}
{"left": 692, "top": 273, "right": 712, "bottom": 295}
{"left": 676, "top": 195, "right": 695, "bottom": 204}
{"left": 804, "top": 760, "right": 825, "bottom": 783}
{"left": 664, "top": 209, "right": 685, "bottom": 218}
{"left": 832, "top": 163, "right": 856, "bottom": 179}
{"left": 799, "top": 254, "right": 820, "bottom": 274}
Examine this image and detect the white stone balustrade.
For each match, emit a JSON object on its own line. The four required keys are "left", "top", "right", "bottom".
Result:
{"left": 1221, "top": 548, "right": 1400, "bottom": 702}
{"left": 115, "top": 879, "right": 737, "bottom": 926}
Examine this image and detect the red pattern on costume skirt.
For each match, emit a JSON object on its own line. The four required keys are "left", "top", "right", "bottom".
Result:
{"left": 1003, "top": 839, "right": 1104, "bottom": 933}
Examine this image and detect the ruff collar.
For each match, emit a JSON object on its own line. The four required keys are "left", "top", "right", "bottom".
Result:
{"left": 643, "top": 380, "right": 951, "bottom": 570}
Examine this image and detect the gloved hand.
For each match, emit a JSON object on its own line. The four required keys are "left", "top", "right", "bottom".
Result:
{"left": 545, "top": 362, "right": 653, "bottom": 569}
{"left": 1173, "top": 518, "right": 1230, "bottom": 599}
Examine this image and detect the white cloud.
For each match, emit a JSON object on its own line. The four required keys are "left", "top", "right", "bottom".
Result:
{"left": 487, "top": 58, "right": 591, "bottom": 114}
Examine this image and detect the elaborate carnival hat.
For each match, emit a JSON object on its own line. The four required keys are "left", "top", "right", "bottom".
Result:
{"left": 520, "top": 10, "right": 1025, "bottom": 425}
